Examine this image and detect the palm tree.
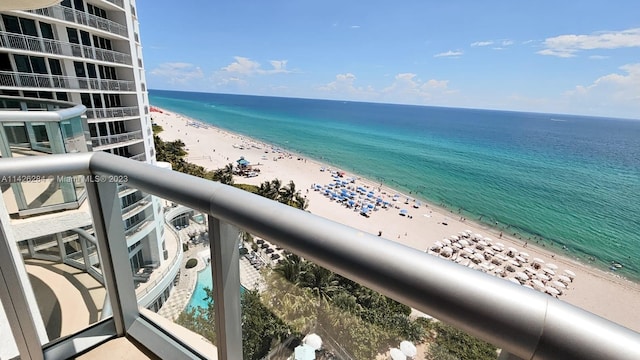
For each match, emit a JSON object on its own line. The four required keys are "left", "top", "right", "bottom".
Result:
{"left": 279, "top": 180, "right": 297, "bottom": 205}
{"left": 294, "top": 193, "right": 309, "bottom": 210}
{"left": 274, "top": 253, "right": 305, "bottom": 284}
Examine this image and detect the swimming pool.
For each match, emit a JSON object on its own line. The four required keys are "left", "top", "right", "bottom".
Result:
{"left": 187, "top": 263, "right": 245, "bottom": 310}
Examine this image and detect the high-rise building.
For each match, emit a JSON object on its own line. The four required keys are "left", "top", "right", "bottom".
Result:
{"left": 0, "top": 1, "right": 179, "bottom": 357}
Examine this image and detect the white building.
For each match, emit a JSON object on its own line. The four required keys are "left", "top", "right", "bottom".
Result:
{"left": 0, "top": 1, "right": 180, "bottom": 357}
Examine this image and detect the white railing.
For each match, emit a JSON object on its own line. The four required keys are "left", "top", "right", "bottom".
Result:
{"left": 0, "top": 31, "right": 131, "bottom": 65}
{"left": 91, "top": 129, "right": 143, "bottom": 148}
{"left": 0, "top": 71, "right": 135, "bottom": 92}
{"left": 86, "top": 106, "right": 139, "bottom": 119}
{"left": 26, "top": 5, "right": 128, "bottom": 37}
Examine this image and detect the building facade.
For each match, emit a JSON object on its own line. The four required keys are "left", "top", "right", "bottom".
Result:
{"left": 0, "top": 2, "right": 178, "bottom": 354}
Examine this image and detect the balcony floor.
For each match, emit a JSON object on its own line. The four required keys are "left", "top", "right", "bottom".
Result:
{"left": 76, "top": 336, "right": 158, "bottom": 359}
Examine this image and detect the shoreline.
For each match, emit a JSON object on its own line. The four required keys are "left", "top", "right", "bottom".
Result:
{"left": 150, "top": 106, "right": 640, "bottom": 332}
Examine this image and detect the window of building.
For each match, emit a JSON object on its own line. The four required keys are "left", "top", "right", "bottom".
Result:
{"left": 73, "top": 0, "right": 85, "bottom": 12}
{"left": 67, "top": 27, "right": 79, "bottom": 44}
{"left": 73, "top": 61, "right": 86, "bottom": 77}
{"left": 80, "top": 30, "right": 91, "bottom": 46}
{"left": 56, "top": 92, "right": 68, "bottom": 101}
{"left": 29, "top": 57, "right": 47, "bottom": 74}
{"left": 19, "top": 18, "right": 38, "bottom": 36}
{"left": 48, "top": 59, "right": 62, "bottom": 75}
{"left": 39, "top": 22, "right": 54, "bottom": 39}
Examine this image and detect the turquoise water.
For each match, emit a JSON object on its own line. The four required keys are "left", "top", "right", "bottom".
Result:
{"left": 150, "top": 90, "right": 640, "bottom": 281}
{"left": 188, "top": 264, "right": 245, "bottom": 310}
{"left": 188, "top": 264, "right": 213, "bottom": 310}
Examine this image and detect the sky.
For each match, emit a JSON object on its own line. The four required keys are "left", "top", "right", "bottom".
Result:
{"left": 137, "top": 1, "right": 640, "bottom": 119}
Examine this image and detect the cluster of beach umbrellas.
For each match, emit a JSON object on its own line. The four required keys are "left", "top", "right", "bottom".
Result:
{"left": 312, "top": 179, "right": 392, "bottom": 217}
{"left": 427, "top": 231, "right": 575, "bottom": 297}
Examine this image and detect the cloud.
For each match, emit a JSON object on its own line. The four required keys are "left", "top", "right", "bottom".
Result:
{"left": 434, "top": 50, "right": 463, "bottom": 58}
{"left": 221, "top": 56, "right": 290, "bottom": 75}
{"left": 149, "top": 62, "right": 204, "bottom": 84}
{"left": 589, "top": 55, "right": 610, "bottom": 60}
{"left": 471, "top": 41, "right": 493, "bottom": 47}
{"left": 317, "top": 72, "right": 455, "bottom": 105}
{"left": 538, "top": 28, "right": 640, "bottom": 57}
{"left": 351, "top": 25, "right": 361, "bottom": 29}
{"left": 564, "top": 63, "right": 640, "bottom": 117}
{"left": 501, "top": 39, "right": 514, "bottom": 46}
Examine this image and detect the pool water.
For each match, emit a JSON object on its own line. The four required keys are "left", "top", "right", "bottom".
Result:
{"left": 187, "top": 263, "right": 245, "bottom": 310}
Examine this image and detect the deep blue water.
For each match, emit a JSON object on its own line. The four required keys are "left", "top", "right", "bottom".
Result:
{"left": 150, "top": 90, "right": 640, "bottom": 281}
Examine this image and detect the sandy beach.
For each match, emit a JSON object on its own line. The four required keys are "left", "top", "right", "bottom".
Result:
{"left": 151, "top": 107, "right": 640, "bottom": 333}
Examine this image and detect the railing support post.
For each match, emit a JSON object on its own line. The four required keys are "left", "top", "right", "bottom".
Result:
{"left": 209, "top": 216, "right": 243, "bottom": 359}
{"left": 86, "top": 181, "right": 138, "bottom": 335}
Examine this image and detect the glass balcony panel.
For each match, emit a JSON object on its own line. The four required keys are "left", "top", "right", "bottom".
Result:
{"left": 127, "top": 195, "right": 214, "bottom": 352}
{"left": 1, "top": 206, "right": 110, "bottom": 349}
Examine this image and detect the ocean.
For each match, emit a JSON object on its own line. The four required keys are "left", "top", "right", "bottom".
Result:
{"left": 149, "top": 89, "right": 640, "bottom": 281}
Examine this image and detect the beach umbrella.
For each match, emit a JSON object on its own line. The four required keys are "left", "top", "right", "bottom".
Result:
{"left": 546, "top": 263, "right": 559, "bottom": 270}
{"left": 552, "top": 280, "right": 566, "bottom": 289}
{"left": 459, "top": 239, "right": 470, "bottom": 247}
{"left": 473, "top": 233, "right": 483, "bottom": 240}
{"left": 304, "top": 333, "right": 323, "bottom": 350}
{"left": 564, "top": 269, "right": 576, "bottom": 279}
{"left": 442, "top": 238, "right": 452, "bottom": 245}
{"left": 450, "top": 235, "right": 460, "bottom": 241}
{"left": 399, "top": 209, "right": 408, "bottom": 216}
{"left": 515, "top": 272, "right": 529, "bottom": 281}
{"left": 542, "top": 268, "right": 555, "bottom": 276}
{"left": 508, "top": 277, "right": 522, "bottom": 285}
{"left": 520, "top": 251, "right": 530, "bottom": 258}
{"left": 537, "top": 273, "right": 550, "bottom": 282}
{"left": 515, "top": 256, "right": 527, "bottom": 264}
{"left": 452, "top": 242, "right": 463, "bottom": 249}
{"left": 483, "top": 237, "right": 494, "bottom": 243}
{"left": 441, "top": 247, "right": 453, "bottom": 258}
{"left": 545, "top": 286, "right": 561, "bottom": 296}
{"left": 492, "top": 245, "right": 503, "bottom": 252}
{"left": 532, "top": 279, "right": 546, "bottom": 289}
{"left": 390, "top": 348, "right": 406, "bottom": 360}
{"left": 558, "top": 275, "right": 572, "bottom": 284}
{"left": 400, "top": 341, "right": 417, "bottom": 357}
{"left": 294, "top": 344, "right": 316, "bottom": 360}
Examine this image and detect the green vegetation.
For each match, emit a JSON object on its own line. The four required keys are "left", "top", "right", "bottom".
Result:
{"left": 176, "top": 288, "right": 292, "bottom": 360}
{"left": 424, "top": 321, "right": 497, "bottom": 360}
{"left": 263, "top": 254, "right": 426, "bottom": 359}
{"left": 256, "top": 179, "right": 308, "bottom": 210}
{"left": 185, "top": 258, "right": 198, "bottom": 269}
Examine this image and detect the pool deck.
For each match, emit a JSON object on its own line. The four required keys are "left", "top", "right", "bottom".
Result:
{"left": 157, "top": 242, "right": 264, "bottom": 321}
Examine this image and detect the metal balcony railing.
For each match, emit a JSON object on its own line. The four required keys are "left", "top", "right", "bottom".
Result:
{"left": 0, "top": 152, "right": 639, "bottom": 360}
{"left": 86, "top": 106, "right": 140, "bottom": 119}
{"left": 0, "top": 71, "right": 136, "bottom": 92}
{"left": 0, "top": 31, "right": 132, "bottom": 65}
{"left": 26, "top": 6, "right": 128, "bottom": 37}
{"left": 91, "top": 129, "right": 143, "bottom": 148}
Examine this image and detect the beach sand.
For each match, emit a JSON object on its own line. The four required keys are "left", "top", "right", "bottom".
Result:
{"left": 151, "top": 107, "right": 640, "bottom": 333}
